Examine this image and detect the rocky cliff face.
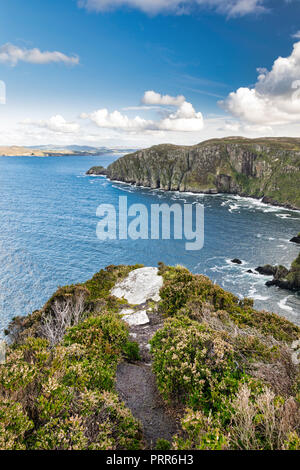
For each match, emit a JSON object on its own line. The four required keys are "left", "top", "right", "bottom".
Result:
{"left": 93, "top": 137, "right": 300, "bottom": 209}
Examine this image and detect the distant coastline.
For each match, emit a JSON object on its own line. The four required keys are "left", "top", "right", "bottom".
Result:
{"left": 0, "top": 145, "right": 137, "bottom": 158}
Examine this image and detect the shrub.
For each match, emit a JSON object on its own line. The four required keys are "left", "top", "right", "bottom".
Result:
{"left": 0, "top": 312, "right": 143, "bottom": 450}
{"left": 228, "top": 384, "right": 300, "bottom": 450}
{"left": 150, "top": 316, "right": 243, "bottom": 413}
{"left": 172, "top": 409, "right": 229, "bottom": 450}
{"left": 0, "top": 400, "right": 33, "bottom": 450}
{"left": 158, "top": 265, "right": 300, "bottom": 342}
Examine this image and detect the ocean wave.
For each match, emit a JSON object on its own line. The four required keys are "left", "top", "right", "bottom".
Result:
{"left": 278, "top": 296, "right": 294, "bottom": 313}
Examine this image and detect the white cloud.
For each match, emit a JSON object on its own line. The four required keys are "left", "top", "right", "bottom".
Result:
{"left": 78, "top": 0, "right": 266, "bottom": 17}
{"left": 81, "top": 91, "right": 204, "bottom": 132}
{"left": 142, "top": 90, "right": 185, "bottom": 106}
{"left": 292, "top": 31, "right": 300, "bottom": 39}
{"left": 80, "top": 109, "right": 152, "bottom": 130}
{"left": 220, "top": 41, "right": 300, "bottom": 126}
{"left": 0, "top": 43, "right": 79, "bottom": 66}
{"left": 218, "top": 119, "right": 273, "bottom": 135}
{"left": 23, "top": 115, "right": 80, "bottom": 134}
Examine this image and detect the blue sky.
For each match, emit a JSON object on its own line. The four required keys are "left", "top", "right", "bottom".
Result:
{"left": 0, "top": 0, "right": 300, "bottom": 147}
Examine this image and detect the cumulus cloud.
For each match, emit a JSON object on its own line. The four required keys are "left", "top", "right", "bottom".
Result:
{"left": 78, "top": 0, "right": 266, "bottom": 17}
{"left": 220, "top": 41, "right": 300, "bottom": 126}
{"left": 0, "top": 43, "right": 79, "bottom": 66}
{"left": 23, "top": 115, "right": 80, "bottom": 134}
{"left": 80, "top": 109, "right": 152, "bottom": 130}
{"left": 142, "top": 90, "right": 185, "bottom": 106}
{"left": 81, "top": 91, "right": 204, "bottom": 132}
{"left": 292, "top": 31, "right": 300, "bottom": 39}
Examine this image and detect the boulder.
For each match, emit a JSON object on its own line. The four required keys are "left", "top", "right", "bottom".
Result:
{"left": 231, "top": 258, "right": 242, "bottom": 265}
{"left": 122, "top": 310, "right": 150, "bottom": 327}
{"left": 255, "top": 265, "right": 276, "bottom": 276}
{"left": 290, "top": 236, "right": 300, "bottom": 245}
{"left": 111, "top": 267, "right": 163, "bottom": 305}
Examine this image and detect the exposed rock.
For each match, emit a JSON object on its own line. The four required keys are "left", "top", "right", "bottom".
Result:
{"left": 290, "top": 236, "right": 300, "bottom": 245}
{"left": 292, "top": 340, "right": 300, "bottom": 350}
{"left": 274, "top": 265, "right": 290, "bottom": 280}
{"left": 120, "top": 308, "right": 135, "bottom": 315}
{"left": 88, "top": 137, "right": 300, "bottom": 210}
{"left": 255, "top": 265, "right": 277, "bottom": 276}
{"left": 111, "top": 267, "right": 163, "bottom": 304}
{"left": 231, "top": 258, "right": 242, "bottom": 265}
{"left": 0, "top": 341, "right": 6, "bottom": 364}
{"left": 86, "top": 166, "right": 108, "bottom": 176}
{"left": 122, "top": 310, "right": 150, "bottom": 327}
{"left": 264, "top": 254, "right": 300, "bottom": 292}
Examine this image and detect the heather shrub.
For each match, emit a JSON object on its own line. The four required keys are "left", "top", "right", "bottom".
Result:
{"left": 158, "top": 264, "right": 300, "bottom": 342}
{"left": 0, "top": 312, "right": 143, "bottom": 450}
{"left": 0, "top": 400, "right": 33, "bottom": 450}
{"left": 32, "top": 390, "right": 142, "bottom": 450}
{"left": 172, "top": 409, "right": 229, "bottom": 450}
{"left": 150, "top": 316, "right": 243, "bottom": 413}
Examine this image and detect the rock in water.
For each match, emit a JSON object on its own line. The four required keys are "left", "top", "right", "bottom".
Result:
{"left": 231, "top": 258, "right": 242, "bottom": 265}
{"left": 290, "top": 236, "right": 300, "bottom": 245}
{"left": 111, "top": 267, "right": 163, "bottom": 304}
{"left": 255, "top": 265, "right": 277, "bottom": 276}
{"left": 86, "top": 166, "right": 107, "bottom": 176}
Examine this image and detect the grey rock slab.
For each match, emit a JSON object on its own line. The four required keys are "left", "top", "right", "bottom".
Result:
{"left": 111, "top": 267, "right": 163, "bottom": 305}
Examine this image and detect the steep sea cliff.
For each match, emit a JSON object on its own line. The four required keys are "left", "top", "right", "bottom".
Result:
{"left": 88, "top": 137, "right": 300, "bottom": 210}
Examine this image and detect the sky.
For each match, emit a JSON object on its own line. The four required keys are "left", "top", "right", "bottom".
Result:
{"left": 0, "top": 0, "right": 300, "bottom": 148}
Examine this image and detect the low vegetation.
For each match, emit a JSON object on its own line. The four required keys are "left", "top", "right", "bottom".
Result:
{"left": 1, "top": 263, "right": 299, "bottom": 450}
{"left": 150, "top": 264, "right": 300, "bottom": 450}
{"left": 0, "top": 266, "right": 143, "bottom": 450}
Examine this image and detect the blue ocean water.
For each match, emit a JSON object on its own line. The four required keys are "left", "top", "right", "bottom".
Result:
{"left": 0, "top": 154, "right": 300, "bottom": 335}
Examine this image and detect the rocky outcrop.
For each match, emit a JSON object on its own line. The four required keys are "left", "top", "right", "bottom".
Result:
{"left": 256, "top": 265, "right": 278, "bottom": 276}
{"left": 258, "top": 255, "right": 300, "bottom": 291}
{"left": 111, "top": 267, "right": 163, "bottom": 304}
{"left": 85, "top": 166, "right": 108, "bottom": 176}
{"left": 87, "top": 137, "right": 300, "bottom": 209}
{"left": 231, "top": 258, "right": 242, "bottom": 265}
{"left": 290, "top": 233, "right": 300, "bottom": 245}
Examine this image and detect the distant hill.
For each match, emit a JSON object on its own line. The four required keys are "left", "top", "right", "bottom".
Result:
{"left": 0, "top": 145, "right": 137, "bottom": 157}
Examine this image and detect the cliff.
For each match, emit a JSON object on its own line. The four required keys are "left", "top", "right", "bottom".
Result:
{"left": 88, "top": 137, "right": 300, "bottom": 210}
{"left": 1, "top": 264, "right": 300, "bottom": 450}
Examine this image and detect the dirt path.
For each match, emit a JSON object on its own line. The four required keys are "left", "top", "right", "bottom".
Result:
{"left": 116, "top": 311, "right": 180, "bottom": 448}
{"left": 112, "top": 268, "right": 181, "bottom": 448}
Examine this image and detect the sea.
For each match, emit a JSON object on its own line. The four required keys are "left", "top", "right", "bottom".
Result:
{"left": 0, "top": 153, "right": 299, "bottom": 336}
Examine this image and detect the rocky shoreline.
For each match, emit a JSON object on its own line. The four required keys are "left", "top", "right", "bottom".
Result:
{"left": 86, "top": 165, "right": 300, "bottom": 213}
{"left": 86, "top": 137, "right": 300, "bottom": 211}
